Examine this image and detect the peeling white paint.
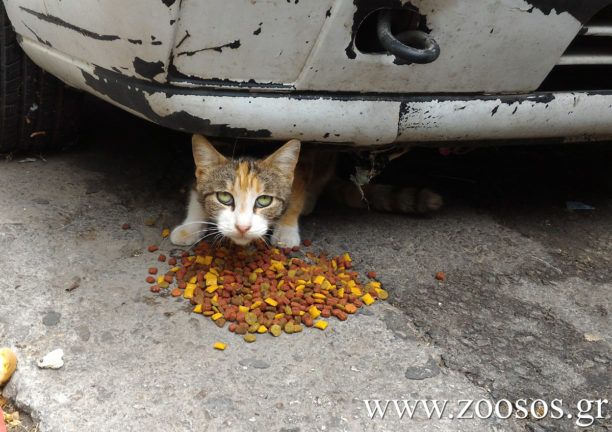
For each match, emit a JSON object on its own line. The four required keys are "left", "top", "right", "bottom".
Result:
{"left": 17, "top": 32, "right": 612, "bottom": 145}
{"left": 146, "top": 92, "right": 401, "bottom": 145}
{"left": 398, "top": 94, "right": 612, "bottom": 141}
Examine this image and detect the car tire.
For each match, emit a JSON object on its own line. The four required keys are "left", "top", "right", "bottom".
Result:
{"left": 0, "top": 4, "right": 80, "bottom": 153}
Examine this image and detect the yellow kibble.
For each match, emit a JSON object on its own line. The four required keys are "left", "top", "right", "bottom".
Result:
{"left": 299, "top": 311, "right": 305, "bottom": 316}
{"left": 195, "top": 255, "right": 206, "bottom": 265}
{"left": 314, "top": 320, "right": 328, "bottom": 330}
{"left": 347, "top": 280, "right": 356, "bottom": 288}
{"left": 309, "top": 306, "right": 321, "bottom": 319}
{"left": 313, "top": 275, "right": 325, "bottom": 285}
{"left": 239, "top": 306, "right": 249, "bottom": 313}
{"left": 184, "top": 283, "right": 196, "bottom": 299}
{"left": 331, "top": 260, "right": 337, "bottom": 270}
{"left": 0, "top": 348, "right": 17, "bottom": 385}
{"left": 375, "top": 288, "right": 389, "bottom": 300}
{"left": 193, "top": 304, "right": 202, "bottom": 313}
{"left": 170, "top": 267, "right": 180, "bottom": 272}
{"left": 313, "top": 299, "right": 325, "bottom": 304}
{"left": 213, "top": 342, "right": 226, "bottom": 350}
{"left": 188, "top": 256, "right": 196, "bottom": 261}
{"left": 189, "top": 276, "right": 197, "bottom": 284}
{"left": 277, "top": 280, "right": 285, "bottom": 289}
{"left": 321, "top": 280, "right": 332, "bottom": 290}
{"left": 295, "top": 284, "right": 305, "bottom": 292}
{"left": 265, "top": 298, "right": 278, "bottom": 307}
{"left": 297, "top": 279, "right": 308, "bottom": 285}
{"left": 211, "top": 312, "right": 223, "bottom": 321}
{"left": 361, "top": 293, "right": 375, "bottom": 306}
{"left": 274, "top": 313, "right": 285, "bottom": 319}
{"left": 205, "top": 285, "right": 218, "bottom": 294}
{"left": 350, "top": 287, "right": 363, "bottom": 296}
{"left": 337, "top": 288, "right": 345, "bottom": 298}
{"left": 209, "top": 267, "right": 219, "bottom": 276}
{"left": 212, "top": 293, "right": 218, "bottom": 303}
{"left": 161, "top": 228, "right": 170, "bottom": 238}
{"left": 343, "top": 252, "right": 352, "bottom": 262}
{"left": 257, "top": 325, "right": 267, "bottom": 334}
{"left": 157, "top": 275, "right": 165, "bottom": 284}
{"left": 312, "top": 293, "right": 326, "bottom": 300}
{"left": 250, "top": 301, "right": 262, "bottom": 310}
{"left": 368, "top": 281, "right": 382, "bottom": 289}
{"left": 254, "top": 268, "right": 264, "bottom": 273}
{"left": 205, "top": 273, "right": 217, "bottom": 286}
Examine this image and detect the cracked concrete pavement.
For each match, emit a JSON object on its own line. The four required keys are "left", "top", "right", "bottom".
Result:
{"left": 0, "top": 113, "right": 610, "bottom": 431}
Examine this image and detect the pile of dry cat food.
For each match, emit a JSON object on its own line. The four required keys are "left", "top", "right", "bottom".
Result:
{"left": 145, "top": 236, "right": 387, "bottom": 346}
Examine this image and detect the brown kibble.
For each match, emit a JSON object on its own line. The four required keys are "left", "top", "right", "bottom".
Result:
{"left": 332, "top": 309, "right": 347, "bottom": 321}
{"left": 367, "top": 271, "right": 377, "bottom": 279}
{"left": 171, "top": 288, "right": 182, "bottom": 297}
{"left": 168, "top": 257, "right": 177, "bottom": 266}
{"left": 148, "top": 245, "right": 159, "bottom": 253}
{"left": 148, "top": 267, "right": 158, "bottom": 275}
{"left": 146, "top": 276, "right": 155, "bottom": 284}
{"left": 158, "top": 254, "right": 166, "bottom": 262}
{"left": 302, "top": 239, "right": 312, "bottom": 247}
{"left": 435, "top": 271, "right": 446, "bottom": 281}
{"left": 235, "top": 323, "right": 249, "bottom": 335}
{"left": 150, "top": 285, "right": 161, "bottom": 293}
{"left": 121, "top": 223, "right": 131, "bottom": 230}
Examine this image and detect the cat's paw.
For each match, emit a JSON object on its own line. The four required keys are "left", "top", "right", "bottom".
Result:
{"left": 271, "top": 225, "right": 300, "bottom": 248}
{"left": 170, "top": 224, "right": 202, "bottom": 246}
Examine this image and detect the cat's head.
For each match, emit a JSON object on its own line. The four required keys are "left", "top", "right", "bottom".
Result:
{"left": 192, "top": 134, "right": 300, "bottom": 246}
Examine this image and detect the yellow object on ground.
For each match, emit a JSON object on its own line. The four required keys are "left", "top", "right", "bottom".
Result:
{"left": 314, "top": 321, "right": 328, "bottom": 330}
{"left": 361, "top": 293, "right": 375, "bottom": 305}
{"left": 0, "top": 348, "right": 17, "bottom": 386}
{"left": 213, "top": 342, "right": 226, "bottom": 350}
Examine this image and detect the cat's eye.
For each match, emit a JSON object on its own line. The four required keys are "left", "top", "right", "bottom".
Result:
{"left": 255, "top": 195, "right": 273, "bottom": 208}
{"left": 216, "top": 192, "right": 234, "bottom": 206}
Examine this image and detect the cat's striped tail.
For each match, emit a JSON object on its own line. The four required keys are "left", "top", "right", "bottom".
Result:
{"left": 327, "top": 179, "right": 443, "bottom": 214}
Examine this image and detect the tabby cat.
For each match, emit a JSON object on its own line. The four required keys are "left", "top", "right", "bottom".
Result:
{"left": 170, "top": 134, "right": 442, "bottom": 248}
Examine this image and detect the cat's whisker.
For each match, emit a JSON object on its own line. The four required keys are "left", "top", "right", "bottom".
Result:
{"left": 187, "top": 230, "right": 222, "bottom": 250}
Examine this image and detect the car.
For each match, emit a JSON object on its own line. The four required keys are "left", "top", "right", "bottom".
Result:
{"left": 2, "top": 0, "right": 612, "bottom": 152}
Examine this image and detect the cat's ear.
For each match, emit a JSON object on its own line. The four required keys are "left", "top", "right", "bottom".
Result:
{"left": 262, "top": 139, "right": 301, "bottom": 174}
{"left": 192, "top": 134, "right": 226, "bottom": 177}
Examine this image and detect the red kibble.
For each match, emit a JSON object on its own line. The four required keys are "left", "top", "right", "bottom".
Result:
{"left": 367, "top": 271, "right": 377, "bottom": 279}
{"left": 121, "top": 223, "right": 131, "bottom": 230}
{"left": 148, "top": 267, "right": 158, "bottom": 275}
{"left": 158, "top": 254, "right": 166, "bottom": 262}
{"left": 150, "top": 285, "right": 161, "bottom": 293}
{"left": 168, "top": 257, "right": 177, "bottom": 266}
{"left": 147, "top": 245, "right": 159, "bottom": 253}
{"left": 146, "top": 276, "right": 155, "bottom": 283}
{"left": 435, "top": 271, "right": 446, "bottom": 281}
{"left": 302, "top": 239, "right": 312, "bottom": 247}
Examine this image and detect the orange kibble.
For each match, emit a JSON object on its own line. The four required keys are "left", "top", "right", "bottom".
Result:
{"left": 171, "top": 288, "right": 182, "bottom": 297}
{"left": 435, "top": 271, "right": 446, "bottom": 281}
{"left": 147, "top": 245, "right": 159, "bottom": 253}
{"left": 345, "top": 304, "right": 357, "bottom": 314}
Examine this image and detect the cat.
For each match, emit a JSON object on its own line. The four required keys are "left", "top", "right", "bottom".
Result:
{"left": 170, "top": 134, "right": 442, "bottom": 248}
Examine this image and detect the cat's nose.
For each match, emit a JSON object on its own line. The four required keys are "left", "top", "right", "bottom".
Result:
{"left": 235, "top": 224, "right": 251, "bottom": 234}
